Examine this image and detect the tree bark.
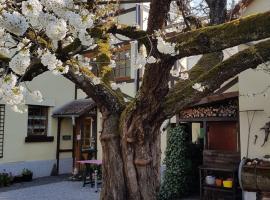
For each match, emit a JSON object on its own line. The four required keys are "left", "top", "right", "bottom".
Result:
{"left": 121, "top": 111, "right": 162, "bottom": 200}
{"left": 205, "top": 0, "right": 227, "bottom": 25}
{"left": 99, "top": 105, "right": 162, "bottom": 200}
{"left": 99, "top": 109, "right": 127, "bottom": 200}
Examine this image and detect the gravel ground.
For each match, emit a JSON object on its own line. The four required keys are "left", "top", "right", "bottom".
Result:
{"left": 0, "top": 177, "right": 100, "bottom": 200}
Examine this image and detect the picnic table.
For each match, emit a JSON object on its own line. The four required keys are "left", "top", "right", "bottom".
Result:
{"left": 76, "top": 160, "right": 102, "bottom": 192}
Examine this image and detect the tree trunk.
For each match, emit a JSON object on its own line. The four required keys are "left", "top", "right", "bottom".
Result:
{"left": 100, "top": 106, "right": 162, "bottom": 200}
{"left": 100, "top": 108, "right": 127, "bottom": 200}
{"left": 121, "top": 120, "right": 161, "bottom": 200}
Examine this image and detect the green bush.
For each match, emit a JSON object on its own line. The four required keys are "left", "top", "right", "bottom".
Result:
{"left": 159, "top": 125, "right": 193, "bottom": 200}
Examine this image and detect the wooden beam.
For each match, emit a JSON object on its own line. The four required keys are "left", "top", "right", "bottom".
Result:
{"left": 59, "top": 149, "right": 73, "bottom": 153}
{"left": 98, "top": 0, "right": 177, "bottom": 4}
{"left": 56, "top": 118, "right": 62, "bottom": 175}
{"left": 214, "top": 77, "right": 239, "bottom": 94}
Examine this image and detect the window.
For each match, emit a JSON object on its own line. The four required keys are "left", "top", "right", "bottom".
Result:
{"left": 27, "top": 105, "right": 48, "bottom": 136}
{"left": 0, "top": 105, "right": 5, "bottom": 158}
{"left": 114, "top": 50, "right": 131, "bottom": 79}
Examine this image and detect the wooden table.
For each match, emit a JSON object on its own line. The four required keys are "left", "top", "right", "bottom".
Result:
{"left": 76, "top": 160, "right": 102, "bottom": 192}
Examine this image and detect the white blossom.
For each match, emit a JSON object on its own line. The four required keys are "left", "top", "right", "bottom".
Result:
{"left": 22, "top": 0, "right": 43, "bottom": 18}
{"left": 41, "top": 50, "right": 58, "bottom": 70}
{"left": 52, "top": 64, "right": 69, "bottom": 75}
{"left": 0, "top": 11, "right": 29, "bottom": 36}
{"left": 170, "top": 69, "right": 179, "bottom": 77}
{"left": 192, "top": 83, "right": 205, "bottom": 92}
{"left": 0, "top": 73, "right": 17, "bottom": 91}
{"left": 92, "top": 77, "right": 101, "bottom": 85}
{"left": 3, "top": 85, "right": 25, "bottom": 105}
{"left": 9, "top": 51, "right": 31, "bottom": 75}
{"left": 157, "top": 36, "right": 178, "bottom": 55}
{"left": 110, "top": 60, "right": 116, "bottom": 68}
{"left": 110, "top": 82, "right": 118, "bottom": 90}
{"left": 146, "top": 56, "right": 157, "bottom": 64}
{"left": 78, "top": 30, "right": 94, "bottom": 46}
{"left": 30, "top": 90, "right": 43, "bottom": 102}
{"left": 46, "top": 19, "right": 67, "bottom": 41}
{"left": 11, "top": 104, "right": 28, "bottom": 113}
{"left": 180, "top": 72, "right": 189, "bottom": 80}
{"left": 135, "top": 54, "right": 147, "bottom": 69}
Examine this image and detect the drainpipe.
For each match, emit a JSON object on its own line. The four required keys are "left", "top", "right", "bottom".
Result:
{"left": 135, "top": 4, "right": 141, "bottom": 92}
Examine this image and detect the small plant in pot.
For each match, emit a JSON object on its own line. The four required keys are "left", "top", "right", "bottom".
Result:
{"left": 21, "top": 168, "right": 33, "bottom": 182}
{"left": 0, "top": 172, "right": 13, "bottom": 187}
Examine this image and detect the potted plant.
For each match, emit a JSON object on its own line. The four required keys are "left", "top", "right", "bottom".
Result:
{"left": 21, "top": 168, "right": 33, "bottom": 182}
{"left": 0, "top": 172, "right": 13, "bottom": 187}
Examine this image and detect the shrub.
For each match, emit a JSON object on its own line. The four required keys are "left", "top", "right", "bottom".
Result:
{"left": 159, "top": 125, "right": 192, "bottom": 200}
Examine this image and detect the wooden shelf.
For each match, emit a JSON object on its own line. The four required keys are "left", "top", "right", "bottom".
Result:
{"left": 203, "top": 184, "right": 235, "bottom": 193}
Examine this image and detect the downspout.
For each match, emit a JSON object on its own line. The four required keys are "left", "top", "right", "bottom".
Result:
{"left": 72, "top": 115, "right": 76, "bottom": 169}
{"left": 135, "top": 4, "right": 141, "bottom": 92}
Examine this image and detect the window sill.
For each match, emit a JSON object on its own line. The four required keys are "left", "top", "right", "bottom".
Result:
{"left": 25, "top": 135, "right": 54, "bottom": 143}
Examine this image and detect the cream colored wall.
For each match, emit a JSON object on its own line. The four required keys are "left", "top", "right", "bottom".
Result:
{"left": 238, "top": 0, "right": 270, "bottom": 159}
{"left": 0, "top": 71, "right": 75, "bottom": 164}
{"left": 239, "top": 68, "right": 270, "bottom": 159}
{"left": 241, "top": 0, "right": 270, "bottom": 16}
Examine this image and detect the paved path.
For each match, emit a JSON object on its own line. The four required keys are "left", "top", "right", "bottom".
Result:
{"left": 0, "top": 179, "right": 99, "bottom": 200}
{"left": 0, "top": 175, "right": 199, "bottom": 200}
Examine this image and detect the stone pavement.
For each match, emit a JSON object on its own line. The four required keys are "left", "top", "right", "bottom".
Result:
{"left": 0, "top": 175, "right": 99, "bottom": 200}
{"left": 0, "top": 175, "right": 199, "bottom": 200}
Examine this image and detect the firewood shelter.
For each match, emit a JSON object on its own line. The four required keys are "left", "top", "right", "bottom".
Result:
{"left": 177, "top": 91, "right": 242, "bottom": 200}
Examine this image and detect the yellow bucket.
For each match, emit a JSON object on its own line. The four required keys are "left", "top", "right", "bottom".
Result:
{"left": 223, "top": 180, "right": 233, "bottom": 188}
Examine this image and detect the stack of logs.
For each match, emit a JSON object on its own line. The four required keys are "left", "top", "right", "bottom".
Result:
{"left": 179, "top": 100, "right": 238, "bottom": 119}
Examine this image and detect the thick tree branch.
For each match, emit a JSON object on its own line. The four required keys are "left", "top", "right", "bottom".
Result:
{"left": 64, "top": 70, "right": 125, "bottom": 113}
{"left": 147, "top": 0, "right": 172, "bottom": 33}
{"left": 172, "top": 11, "right": 270, "bottom": 58}
{"left": 162, "top": 39, "right": 270, "bottom": 117}
{"left": 108, "top": 24, "right": 149, "bottom": 46}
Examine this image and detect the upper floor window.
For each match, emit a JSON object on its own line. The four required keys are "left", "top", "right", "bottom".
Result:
{"left": 113, "top": 49, "right": 131, "bottom": 80}
{"left": 0, "top": 105, "right": 5, "bottom": 158}
{"left": 27, "top": 105, "right": 48, "bottom": 136}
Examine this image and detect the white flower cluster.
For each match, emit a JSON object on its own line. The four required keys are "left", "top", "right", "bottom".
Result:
{"left": 41, "top": 50, "right": 69, "bottom": 75}
{"left": 192, "top": 83, "right": 205, "bottom": 92}
{"left": 0, "top": 74, "right": 26, "bottom": 112}
{"left": 9, "top": 39, "right": 32, "bottom": 75}
{"left": 0, "top": 11, "right": 29, "bottom": 36}
{"left": 0, "top": 72, "right": 44, "bottom": 112}
{"left": 157, "top": 36, "right": 178, "bottom": 56}
{"left": 135, "top": 54, "right": 157, "bottom": 69}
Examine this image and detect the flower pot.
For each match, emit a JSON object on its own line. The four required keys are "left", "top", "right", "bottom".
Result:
{"left": 223, "top": 180, "right": 233, "bottom": 188}
{"left": 205, "top": 176, "right": 215, "bottom": 185}
{"left": 13, "top": 175, "right": 23, "bottom": 183}
{"left": 215, "top": 179, "right": 223, "bottom": 187}
{"left": 22, "top": 174, "right": 33, "bottom": 182}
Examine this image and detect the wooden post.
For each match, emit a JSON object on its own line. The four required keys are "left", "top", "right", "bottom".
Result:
{"left": 72, "top": 117, "right": 76, "bottom": 168}
{"left": 56, "top": 117, "right": 62, "bottom": 175}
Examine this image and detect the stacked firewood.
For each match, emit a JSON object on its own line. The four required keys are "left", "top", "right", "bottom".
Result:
{"left": 179, "top": 100, "right": 238, "bottom": 119}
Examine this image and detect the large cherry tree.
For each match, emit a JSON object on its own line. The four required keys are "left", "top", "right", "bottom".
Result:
{"left": 1, "top": 0, "right": 270, "bottom": 199}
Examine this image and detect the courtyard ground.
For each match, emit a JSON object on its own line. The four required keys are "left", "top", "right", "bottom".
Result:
{"left": 0, "top": 175, "right": 99, "bottom": 200}
{"left": 0, "top": 175, "right": 199, "bottom": 200}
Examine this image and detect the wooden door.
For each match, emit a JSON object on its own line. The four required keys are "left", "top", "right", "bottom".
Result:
{"left": 207, "top": 121, "right": 238, "bottom": 152}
